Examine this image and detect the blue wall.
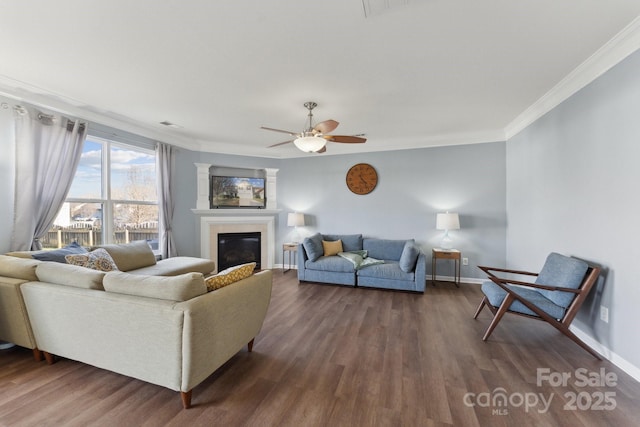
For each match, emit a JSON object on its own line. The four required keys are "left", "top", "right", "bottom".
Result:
{"left": 507, "top": 48, "right": 640, "bottom": 372}
{"left": 173, "top": 141, "right": 507, "bottom": 280}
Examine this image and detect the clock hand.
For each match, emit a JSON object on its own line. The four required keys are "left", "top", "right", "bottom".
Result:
{"left": 359, "top": 175, "right": 368, "bottom": 185}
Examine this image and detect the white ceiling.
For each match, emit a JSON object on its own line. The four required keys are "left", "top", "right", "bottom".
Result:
{"left": 1, "top": 1, "right": 640, "bottom": 158}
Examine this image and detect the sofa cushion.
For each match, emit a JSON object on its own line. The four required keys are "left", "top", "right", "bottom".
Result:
{"left": 97, "top": 240, "right": 157, "bottom": 272}
{"left": 481, "top": 280, "right": 566, "bottom": 320}
{"left": 66, "top": 248, "right": 119, "bottom": 272}
{"left": 0, "top": 255, "right": 40, "bottom": 281}
{"left": 322, "top": 239, "right": 343, "bottom": 256}
{"left": 36, "top": 262, "right": 105, "bottom": 290}
{"left": 302, "top": 233, "right": 324, "bottom": 262}
{"left": 356, "top": 261, "right": 415, "bottom": 281}
{"left": 323, "top": 234, "right": 363, "bottom": 252}
{"left": 127, "top": 256, "right": 216, "bottom": 277}
{"left": 363, "top": 238, "right": 411, "bottom": 261}
{"left": 31, "top": 242, "right": 87, "bottom": 263}
{"left": 204, "top": 262, "right": 256, "bottom": 291}
{"left": 305, "top": 256, "right": 355, "bottom": 273}
{"left": 103, "top": 271, "right": 207, "bottom": 301}
{"left": 399, "top": 241, "right": 420, "bottom": 273}
{"left": 5, "top": 250, "right": 44, "bottom": 259}
{"left": 535, "top": 253, "right": 589, "bottom": 308}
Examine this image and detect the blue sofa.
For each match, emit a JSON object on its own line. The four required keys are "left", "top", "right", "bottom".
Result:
{"left": 297, "top": 233, "right": 426, "bottom": 292}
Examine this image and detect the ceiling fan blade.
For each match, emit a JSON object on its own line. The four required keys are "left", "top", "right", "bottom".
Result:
{"left": 313, "top": 119, "right": 339, "bottom": 134}
{"left": 260, "top": 126, "right": 299, "bottom": 136}
{"left": 267, "top": 139, "right": 295, "bottom": 148}
{"left": 324, "top": 135, "right": 367, "bottom": 143}
{"left": 316, "top": 146, "right": 327, "bottom": 154}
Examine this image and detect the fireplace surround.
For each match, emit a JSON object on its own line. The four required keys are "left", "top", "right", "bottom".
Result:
{"left": 193, "top": 164, "right": 279, "bottom": 273}
{"left": 199, "top": 215, "right": 275, "bottom": 273}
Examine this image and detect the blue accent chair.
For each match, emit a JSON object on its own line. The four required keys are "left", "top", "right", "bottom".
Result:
{"left": 473, "top": 252, "right": 601, "bottom": 359}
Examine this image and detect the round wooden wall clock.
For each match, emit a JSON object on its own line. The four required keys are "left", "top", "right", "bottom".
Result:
{"left": 346, "top": 163, "right": 378, "bottom": 195}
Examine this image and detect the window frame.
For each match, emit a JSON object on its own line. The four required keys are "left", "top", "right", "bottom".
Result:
{"left": 62, "top": 135, "right": 158, "bottom": 246}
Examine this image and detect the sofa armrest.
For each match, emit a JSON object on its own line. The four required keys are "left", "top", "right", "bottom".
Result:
{"left": 296, "top": 243, "right": 308, "bottom": 280}
{"left": 0, "top": 278, "right": 37, "bottom": 349}
{"left": 177, "top": 270, "right": 273, "bottom": 392}
{"left": 414, "top": 252, "right": 427, "bottom": 291}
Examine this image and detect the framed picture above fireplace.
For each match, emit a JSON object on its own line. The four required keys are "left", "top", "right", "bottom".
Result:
{"left": 210, "top": 176, "right": 266, "bottom": 208}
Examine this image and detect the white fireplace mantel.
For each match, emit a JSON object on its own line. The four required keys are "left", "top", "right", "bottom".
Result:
{"left": 193, "top": 164, "right": 280, "bottom": 272}
{"left": 191, "top": 209, "right": 281, "bottom": 215}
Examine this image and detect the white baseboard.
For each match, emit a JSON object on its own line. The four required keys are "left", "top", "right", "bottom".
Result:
{"left": 570, "top": 325, "right": 640, "bottom": 383}
{"left": 433, "top": 275, "right": 484, "bottom": 285}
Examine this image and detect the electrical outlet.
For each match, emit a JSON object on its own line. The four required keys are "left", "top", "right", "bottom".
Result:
{"left": 462, "top": 257, "right": 469, "bottom": 266}
{"left": 600, "top": 306, "right": 609, "bottom": 323}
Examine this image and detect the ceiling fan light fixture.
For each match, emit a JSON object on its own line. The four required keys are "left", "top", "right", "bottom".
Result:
{"left": 293, "top": 135, "right": 326, "bottom": 153}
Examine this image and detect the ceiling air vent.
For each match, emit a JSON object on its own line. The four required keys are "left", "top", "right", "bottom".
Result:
{"left": 159, "top": 120, "right": 182, "bottom": 128}
{"left": 362, "top": 0, "right": 428, "bottom": 18}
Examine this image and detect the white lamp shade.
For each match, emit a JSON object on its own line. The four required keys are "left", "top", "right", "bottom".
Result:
{"left": 293, "top": 136, "right": 326, "bottom": 153}
{"left": 436, "top": 212, "right": 460, "bottom": 230}
{"left": 287, "top": 212, "right": 305, "bottom": 227}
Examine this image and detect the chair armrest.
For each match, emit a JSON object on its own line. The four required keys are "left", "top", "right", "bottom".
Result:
{"left": 488, "top": 276, "right": 581, "bottom": 294}
{"left": 478, "top": 265, "right": 538, "bottom": 277}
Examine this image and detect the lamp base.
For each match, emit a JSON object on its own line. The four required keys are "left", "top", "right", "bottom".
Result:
{"left": 440, "top": 231, "right": 454, "bottom": 250}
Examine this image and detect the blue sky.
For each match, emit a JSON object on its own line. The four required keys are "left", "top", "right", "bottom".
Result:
{"left": 68, "top": 138, "right": 156, "bottom": 199}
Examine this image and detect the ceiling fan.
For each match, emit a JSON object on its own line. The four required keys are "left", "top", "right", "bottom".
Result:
{"left": 262, "top": 101, "right": 366, "bottom": 153}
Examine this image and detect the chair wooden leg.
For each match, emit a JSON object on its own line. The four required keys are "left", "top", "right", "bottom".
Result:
{"left": 248, "top": 338, "right": 255, "bottom": 352}
{"left": 551, "top": 326, "right": 602, "bottom": 360}
{"left": 181, "top": 390, "right": 192, "bottom": 409}
{"left": 482, "top": 294, "right": 514, "bottom": 341}
{"left": 43, "top": 351, "right": 56, "bottom": 365}
{"left": 473, "top": 297, "right": 488, "bottom": 319}
{"left": 32, "top": 348, "right": 43, "bottom": 362}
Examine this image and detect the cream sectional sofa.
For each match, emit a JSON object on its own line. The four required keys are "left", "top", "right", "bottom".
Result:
{"left": 21, "top": 265, "right": 272, "bottom": 409}
{"left": 0, "top": 256, "right": 41, "bottom": 359}
{"left": 0, "top": 240, "right": 215, "bottom": 359}
{"left": 0, "top": 242, "right": 272, "bottom": 408}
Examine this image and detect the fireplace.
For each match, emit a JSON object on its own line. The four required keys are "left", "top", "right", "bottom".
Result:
{"left": 217, "top": 232, "right": 261, "bottom": 270}
{"left": 199, "top": 215, "right": 275, "bottom": 273}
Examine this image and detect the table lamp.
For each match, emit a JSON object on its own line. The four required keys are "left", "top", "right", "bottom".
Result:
{"left": 287, "top": 212, "right": 305, "bottom": 243}
{"left": 436, "top": 212, "right": 460, "bottom": 250}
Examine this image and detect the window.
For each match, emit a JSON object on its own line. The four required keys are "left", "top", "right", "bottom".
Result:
{"left": 45, "top": 136, "right": 158, "bottom": 249}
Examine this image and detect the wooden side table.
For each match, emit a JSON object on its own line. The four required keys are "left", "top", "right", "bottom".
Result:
{"left": 282, "top": 243, "right": 298, "bottom": 273}
{"left": 432, "top": 248, "right": 461, "bottom": 287}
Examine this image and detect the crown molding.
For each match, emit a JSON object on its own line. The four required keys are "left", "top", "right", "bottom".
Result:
{"left": 194, "top": 129, "right": 506, "bottom": 159}
{"left": 0, "top": 75, "right": 199, "bottom": 150}
{"left": 505, "top": 16, "right": 640, "bottom": 140}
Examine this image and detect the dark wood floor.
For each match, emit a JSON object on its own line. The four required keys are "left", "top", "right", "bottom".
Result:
{"left": 2, "top": 272, "right": 639, "bottom": 426}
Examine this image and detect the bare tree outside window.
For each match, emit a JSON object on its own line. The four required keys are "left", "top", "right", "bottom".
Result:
{"left": 44, "top": 137, "right": 159, "bottom": 249}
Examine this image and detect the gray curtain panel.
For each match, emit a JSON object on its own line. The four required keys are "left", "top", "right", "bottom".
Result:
{"left": 156, "top": 142, "right": 177, "bottom": 258}
{"left": 11, "top": 106, "right": 87, "bottom": 251}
